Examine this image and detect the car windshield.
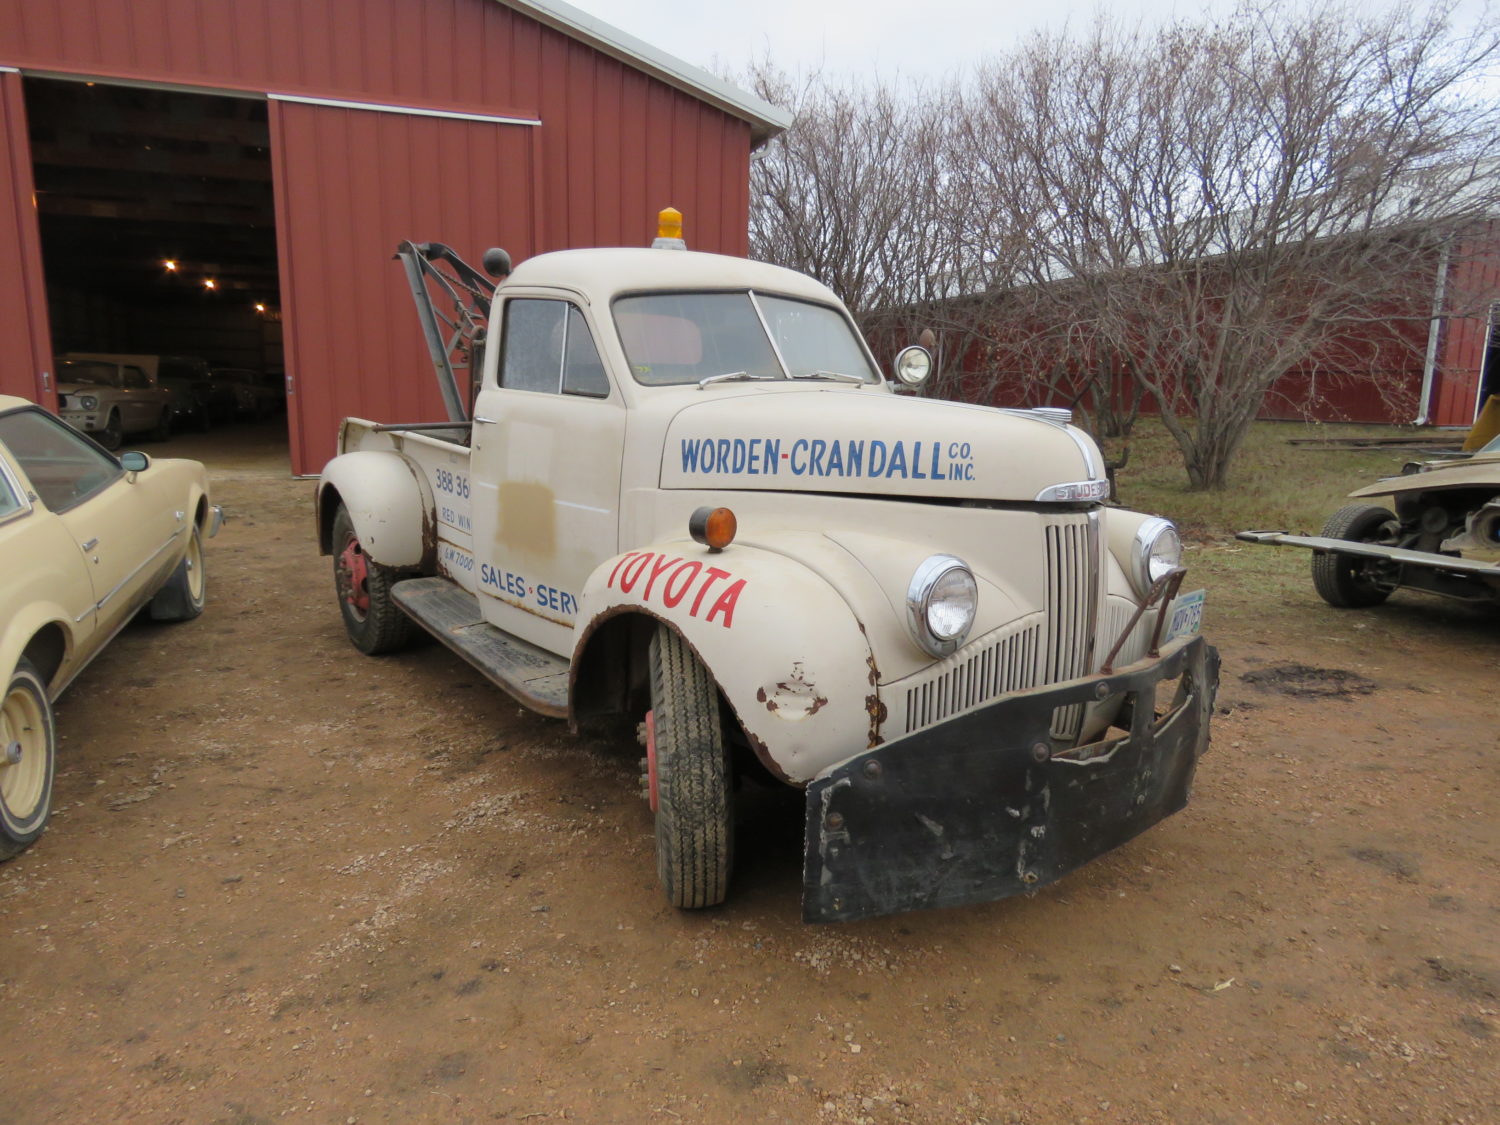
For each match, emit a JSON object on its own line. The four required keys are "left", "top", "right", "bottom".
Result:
{"left": 612, "top": 291, "right": 881, "bottom": 387}
{"left": 60, "top": 361, "right": 118, "bottom": 386}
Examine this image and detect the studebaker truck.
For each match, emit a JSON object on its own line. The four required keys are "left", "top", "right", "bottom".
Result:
{"left": 315, "top": 217, "right": 1219, "bottom": 922}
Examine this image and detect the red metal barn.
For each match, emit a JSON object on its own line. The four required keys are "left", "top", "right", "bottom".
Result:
{"left": 944, "top": 222, "right": 1500, "bottom": 431}
{"left": 0, "top": 0, "right": 786, "bottom": 473}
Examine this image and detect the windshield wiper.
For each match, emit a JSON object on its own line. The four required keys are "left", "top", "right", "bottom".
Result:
{"left": 789, "top": 370, "right": 867, "bottom": 385}
{"left": 697, "top": 371, "right": 777, "bottom": 389}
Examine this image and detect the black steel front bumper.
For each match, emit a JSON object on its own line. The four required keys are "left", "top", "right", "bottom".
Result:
{"left": 802, "top": 636, "right": 1220, "bottom": 923}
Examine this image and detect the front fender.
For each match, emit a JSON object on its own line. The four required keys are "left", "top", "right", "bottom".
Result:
{"left": 317, "top": 451, "right": 433, "bottom": 570}
{"left": 573, "top": 538, "right": 880, "bottom": 784}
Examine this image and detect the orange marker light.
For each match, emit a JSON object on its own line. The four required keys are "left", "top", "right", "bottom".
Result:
{"left": 203, "top": 278, "right": 216, "bottom": 290}
{"left": 689, "top": 506, "right": 736, "bottom": 552}
{"left": 163, "top": 259, "right": 178, "bottom": 272}
{"left": 657, "top": 207, "right": 683, "bottom": 241}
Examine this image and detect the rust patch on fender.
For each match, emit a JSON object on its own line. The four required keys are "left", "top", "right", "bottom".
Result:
{"left": 756, "top": 662, "right": 827, "bottom": 720}
{"left": 866, "top": 693, "right": 887, "bottom": 749}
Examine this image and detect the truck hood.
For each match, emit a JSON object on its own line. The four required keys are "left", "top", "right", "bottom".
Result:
{"left": 659, "top": 389, "right": 1106, "bottom": 502}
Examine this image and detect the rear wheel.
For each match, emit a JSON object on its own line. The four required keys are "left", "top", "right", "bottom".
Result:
{"left": 332, "top": 504, "right": 415, "bottom": 654}
{"left": 150, "top": 408, "right": 172, "bottom": 442}
{"left": 648, "top": 624, "right": 732, "bottom": 909}
{"left": 1311, "top": 504, "right": 1399, "bottom": 608}
{"left": 1, "top": 659, "right": 56, "bottom": 861}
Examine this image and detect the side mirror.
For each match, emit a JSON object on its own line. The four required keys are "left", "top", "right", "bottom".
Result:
{"left": 482, "top": 247, "right": 512, "bottom": 279}
{"left": 120, "top": 451, "right": 150, "bottom": 476}
{"left": 893, "top": 345, "right": 934, "bottom": 389}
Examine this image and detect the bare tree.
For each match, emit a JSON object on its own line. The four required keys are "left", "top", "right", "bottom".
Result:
{"left": 954, "top": 2, "right": 1500, "bottom": 489}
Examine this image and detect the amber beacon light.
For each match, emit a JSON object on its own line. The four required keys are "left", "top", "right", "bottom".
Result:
{"left": 652, "top": 207, "right": 687, "bottom": 250}
{"left": 689, "top": 506, "right": 736, "bottom": 551}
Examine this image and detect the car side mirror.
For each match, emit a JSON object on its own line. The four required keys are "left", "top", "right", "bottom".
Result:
{"left": 120, "top": 451, "right": 150, "bottom": 477}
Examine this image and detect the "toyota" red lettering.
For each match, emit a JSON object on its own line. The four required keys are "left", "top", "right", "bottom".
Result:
{"left": 606, "top": 552, "right": 746, "bottom": 628}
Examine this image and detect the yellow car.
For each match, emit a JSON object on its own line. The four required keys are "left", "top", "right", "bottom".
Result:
{"left": 0, "top": 395, "right": 222, "bottom": 860}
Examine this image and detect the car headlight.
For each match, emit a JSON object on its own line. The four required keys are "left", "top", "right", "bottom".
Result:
{"left": 79, "top": 394, "right": 98, "bottom": 410}
{"left": 1131, "top": 517, "right": 1182, "bottom": 596}
{"left": 906, "top": 554, "right": 978, "bottom": 657}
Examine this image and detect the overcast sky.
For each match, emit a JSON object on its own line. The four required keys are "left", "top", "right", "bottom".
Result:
{"left": 571, "top": 0, "right": 1495, "bottom": 86}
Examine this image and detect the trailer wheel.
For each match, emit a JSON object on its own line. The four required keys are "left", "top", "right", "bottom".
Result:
{"left": 648, "top": 623, "right": 732, "bottom": 909}
{"left": 1311, "top": 503, "right": 1398, "bottom": 608}
{"left": 1, "top": 658, "right": 56, "bottom": 861}
{"left": 332, "top": 503, "right": 415, "bottom": 654}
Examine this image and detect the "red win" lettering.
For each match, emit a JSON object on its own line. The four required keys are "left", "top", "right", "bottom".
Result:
{"left": 606, "top": 552, "right": 747, "bottom": 628}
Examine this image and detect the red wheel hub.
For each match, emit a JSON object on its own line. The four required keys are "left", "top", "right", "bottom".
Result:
{"left": 644, "top": 709, "right": 659, "bottom": 813}
{"left": 337, "top": 538, "right": 370, "bottom": 613}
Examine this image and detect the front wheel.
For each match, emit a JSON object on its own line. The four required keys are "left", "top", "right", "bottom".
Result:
{"left": 150, "top": 408, "right": 172, "bottom": 443}
{"left": 1311, "top": 503, "right": 1399, "bottom": 608}
{"left": 150, "top": 525, "right": 207, "bottom": 621}
{"left": 648, "top": 624, "right": 733, "bottom": 909}
{"left": 1, "top": 659, "right": 56, "bottom": 861}
{"left": 97, "top": 411, "right": 123, "bottom": 451}
{"left": 332, "top": 504, "right": 415, "bottom": 654}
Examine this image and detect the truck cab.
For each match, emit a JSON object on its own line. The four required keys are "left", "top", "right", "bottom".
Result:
{"left": 316, "top": 217, "right": 1219, "bottom": 923}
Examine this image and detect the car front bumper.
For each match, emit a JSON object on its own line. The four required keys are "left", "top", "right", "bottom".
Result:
{"left": 59, "top": 409, "right": 102, "bottom": 431}
{"left": 802, "top": 635, "right": 1220, "bottom": 923}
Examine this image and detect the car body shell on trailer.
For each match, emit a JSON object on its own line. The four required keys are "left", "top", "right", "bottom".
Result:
{"left": 1239, "top": 436, "right": 1500, "bottom": 609}
{"left": 315, "top": 242, "right": 1219, "bottom": 922}
{"left": 0, "top": 395, "right": 222, "bottom": 859}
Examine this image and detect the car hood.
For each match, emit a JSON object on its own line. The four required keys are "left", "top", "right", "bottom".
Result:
{"left": 659, "top": 389, "right": 1106, "bottom": 502}
{"left": 1350, "top": 452, "right": 1500, "bottom": 499}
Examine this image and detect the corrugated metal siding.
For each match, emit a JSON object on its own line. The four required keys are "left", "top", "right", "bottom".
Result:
{"left": 270, "top": 99, "right": 539, "bottom": 475}
{"left": 0, "top": 0, "right": 754, "bottom": 254}
{"left": 0, "top": 70, "right": 53, "bottom": 406}
{"left": 1432, "top": 223, "right": 1500, "bottom": 426}
{"left": 0, "top": 0, "right": 757, "bottom": 469}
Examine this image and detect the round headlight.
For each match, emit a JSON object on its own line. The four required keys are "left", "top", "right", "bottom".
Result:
{"left": 893, "top": 345, "right": 933, "bottom": 388}
{"left": 906, "top": 554, "right": 978, "bottom": 657}
{"left": 1131, "top": 517, "right": 1182, "bottom": 596}
{"left": 80, "top": 394, "right": 98, "bottom": 410}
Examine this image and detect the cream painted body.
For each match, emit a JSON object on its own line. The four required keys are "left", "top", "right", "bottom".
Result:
{"left": 0, "top": 396, "right": 216, "bottom": 702}
{"left": 318, "top": 248, "right": 1194, "bottom": 783}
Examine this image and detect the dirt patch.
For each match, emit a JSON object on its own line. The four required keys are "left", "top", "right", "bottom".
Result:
{"left": 1240, "top": 662, "right": 1378, "bottom": 697}
{"left": 2, "top": 425, "right": 1498, "bottom": 1124}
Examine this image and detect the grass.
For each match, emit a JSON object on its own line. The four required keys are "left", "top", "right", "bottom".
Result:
{"left": 1110, "top": 417, "right": 1442, "bottom": 540}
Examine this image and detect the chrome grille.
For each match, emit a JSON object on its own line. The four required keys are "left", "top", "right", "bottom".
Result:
{"left": 1044, "top": 513, "right": 1099, "bottom": 740}
{"left": 1100, "top": 594, "right": 1154, "bottom": 670}
{"left": 903, "top": 620, "right": 1043, "bottom": 735}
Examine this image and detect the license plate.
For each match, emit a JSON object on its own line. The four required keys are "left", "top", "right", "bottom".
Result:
{"left": 1165, "top": 589, "right": 1205, "bottom": 641}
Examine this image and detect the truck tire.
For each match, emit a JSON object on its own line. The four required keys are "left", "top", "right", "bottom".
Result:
{"left": 149, "top": 525, "right": 206, "bottom": 621}
{"left": 98, "top": 410, "right": 123, "bottom": 451}
{"left": 648, "top": 623, "right": 732, "bottom": 909}
{"left": 151, "top": 408, "right": 172, "bottom": 443}
{"left": 1311, "top": 504, "right": 1398, "bottom": 608}
{"left": 332, "top": 503, "right": 415, "bottom": 654}
{"left": 1, "top": 658, "right": 56, "bottom": 861}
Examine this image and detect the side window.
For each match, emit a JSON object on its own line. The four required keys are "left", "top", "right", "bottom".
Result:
{"left": 0, "top": 460, "right": 25, "bottom": 522}
{"left": 122, "top": 365, "right": 149, "bottom": 389}
{"left": 501, "top": 300, "right": 611, "bottom": 398}
{"left": 561, "top": 306, "right": 610, "bottom": 398}
{"left": 0, "top": 409, "right": 122, "bottom": 512}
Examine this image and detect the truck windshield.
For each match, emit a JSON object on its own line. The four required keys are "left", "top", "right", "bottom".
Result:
{"left": 613, "top": 291, "right": 881, "bottom": 387}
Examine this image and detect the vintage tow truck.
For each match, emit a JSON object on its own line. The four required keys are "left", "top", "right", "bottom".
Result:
{"left": 315, "top": 211, "right": 1219, "bottom": 922}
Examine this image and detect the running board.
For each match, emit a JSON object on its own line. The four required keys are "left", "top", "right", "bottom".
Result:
{"left": 391, "top": 578, "right": 569, "bottom": 717}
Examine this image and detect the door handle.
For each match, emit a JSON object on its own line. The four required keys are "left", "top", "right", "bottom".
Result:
{"left": 82, "top": 538, "right": 99, "bottom": 552}
{"left": 473, "top": 416, "right": 498, "bottom": 425}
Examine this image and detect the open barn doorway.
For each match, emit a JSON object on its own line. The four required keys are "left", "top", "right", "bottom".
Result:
{"left": 26, "top": 76, "right": 287, "bottom": 464}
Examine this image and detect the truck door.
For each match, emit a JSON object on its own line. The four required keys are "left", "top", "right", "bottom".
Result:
{"left": 468, "top": 295, "right": 623, "bottom": 656}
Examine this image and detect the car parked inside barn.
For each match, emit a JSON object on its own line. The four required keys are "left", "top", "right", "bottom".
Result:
{"left": 0, "top": 395, "right": 221, "bottom": 859}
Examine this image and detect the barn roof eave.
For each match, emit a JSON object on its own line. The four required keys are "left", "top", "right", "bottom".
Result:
{"left": 500, "top": 0, "right": 791, "bottom": 146}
